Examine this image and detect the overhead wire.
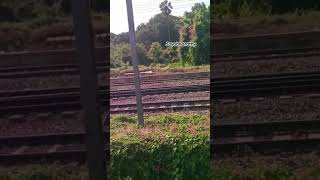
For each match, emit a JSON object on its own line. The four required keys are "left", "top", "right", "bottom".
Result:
{"left": 111, "top": 0, "right": 209, "bottom": 33}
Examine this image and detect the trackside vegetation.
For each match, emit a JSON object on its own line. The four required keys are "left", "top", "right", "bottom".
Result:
{"left": 0, "top": 113, "right": 210, "bottom": 180}
{"left": 1, "top": 111, "right": 319, "bottom": 180}
{"left": 110, "top": 3, "right": 210, "bottom": 68}
{"left": 110, "top": 113, "right": 210, "bottom": 179}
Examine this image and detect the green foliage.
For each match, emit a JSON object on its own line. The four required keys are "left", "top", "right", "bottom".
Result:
{"left": 110, "top": 113, "right": 210, "bottom": 180}
{"left": 147, "top": 42, "right": 179, "bottom": 65}
{"left": 159, "top": 0, "right": 173, "bottom": 16}
{"left": 136, "top": 43, "right": 149, "bottom": 66}
{"left": 110, "top": 43, "right": 129, "bottom": 68}
{"left": 110, "top": 43, "right": 151, "bottom": 67}
{"left": 161, "top": 47, "right": 179, "bottom": 64}
{"left": 147, "top": 42, "right": 163, "bottom": 64}
{"left": 190, "top": 3, "right": 210, "bottom": 65}
{"left": 113, "top": 114, "right": 137, "bottom": 124}
{"left": 151, "top": 113, "right": 204, "bottom": 125}
{"left": 111, "top": 3, "right": 210, "bottom": 68}
{"left": 136, "top": 14, "right": 180, "bottom": 46}
{"left": 179, "top": 3, "right": 210, "bottom": 66}
{"left": 111, "top": 32, "right": 129, "bottom": 44}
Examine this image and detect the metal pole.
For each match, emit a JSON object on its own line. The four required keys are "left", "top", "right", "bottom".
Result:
{"left": 126, "top": 0, "right": 144, "bottom": 126}
{"left": 70, "top": 0, "right": 106, "bottom": 179}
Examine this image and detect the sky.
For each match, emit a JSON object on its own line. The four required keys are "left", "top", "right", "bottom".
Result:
{"left": 110, "top": 0, "right": 210, "bottom": 34}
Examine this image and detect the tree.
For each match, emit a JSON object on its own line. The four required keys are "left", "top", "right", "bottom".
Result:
{"left": 189, "top": 3, "right": 210, "bottom": 65}
{"left": 159, "top": 0, "right": 173, "bottom": 41}
{"left": 136, "top": 23, "right": 159, "bottom": 46}
{"left": 159, "top": 0, "right": 172, "bottom": 16}
{"left": 179, "top": 3, "right": 209, "bottom": 65}
{"left": 179, "top": 11, "right": 193, "bottom": 65}
{"left": 136, "top": 13, "right": 180, "bottom": 46}
{"left": 112, "top": 32, "right": 129, "bottom": 44}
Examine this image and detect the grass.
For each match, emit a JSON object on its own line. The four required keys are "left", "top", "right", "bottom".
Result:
{"left": 212, "top": 10, "right": 320, "bottom": 35}
{"left": 111, "top": 113, "right": 209, "bottom": 141}
{"left": 1, "top": 112, "right": 319, "bottom": 179}
{"left": 110, "top": 64, "right": 210, "bottom": 77}
{"left": 0, "top": 164, "right": 89, "bottom": 180}
{"left": 1, "top": 113, "right": 210, "bottom": 180}
{"left": 110, "top": 113, "right": 210, "bottom": 180}
{"left": 211, "top": 155, "right": 320, "bottom": 180}
{"left": 2, "top": 156, "right": 319, "bottom": 180}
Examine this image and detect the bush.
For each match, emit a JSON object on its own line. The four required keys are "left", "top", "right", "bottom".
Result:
{"left": 110, "top": 43, "right": 129, "bottom": 68}
{"left": 110, "top": 43, "right": 150, "bottom": 68}
{"left": 110, "top": 113, "right": 210, "bottom": 180}
{"left": 147, "top": 42, "right": 178, "bottom": 65}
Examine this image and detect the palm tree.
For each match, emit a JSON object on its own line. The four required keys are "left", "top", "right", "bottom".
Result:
{"left": 159, "top": 0, "right": 173, "bottom": 41}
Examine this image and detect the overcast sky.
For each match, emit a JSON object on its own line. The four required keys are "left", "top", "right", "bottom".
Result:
{"left": 110, "top": 0, "right": 210, "bottom": 34}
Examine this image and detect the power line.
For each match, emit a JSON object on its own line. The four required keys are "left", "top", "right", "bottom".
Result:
{"left": 111, "top": 5, "right": 196, "bottom": 12}
{"left": 134, "top": 2, "right": 198, "bottom": 9}
{"left": 133, "top": 0, "right": 198, "bottom": 6}
{"left": 134, "top": 5, "right": 197, "bottom": 13}
{"left": 134, "top": 2, "right": 206, "bottom": 10}
{"left": 133, "top": 0, "right": 208, "bottom": 10}
{"left": 111, "top": 0, "right": 209, "bottom": 11}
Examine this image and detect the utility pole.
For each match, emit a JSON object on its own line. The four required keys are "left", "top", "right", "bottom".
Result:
{"left": 126, "top": 0, "right": 144, "bottom": 126}
{"left": 71, "top": 0, "right": 106, "bottom": 179}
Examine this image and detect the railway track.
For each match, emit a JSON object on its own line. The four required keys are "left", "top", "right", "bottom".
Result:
{"left": 212, "top": 71, "right": 320, "bottom": 98}
{"left": 0, "top": 131, "right": 109, "bottom": 165}
{"left": 0, "top": 67, "right": 209, "bottom": 87}
{"left": 110, "top": 71, "right": 209, "bottom": 86}
{"left": 1, "top": 71, "right": 320, "bottom": 113}
{"left": 1, "top": 118, "right": 319, "bottom": 164}
{"left": 0, "top": 84, "right": 209, "bottom": 113}
{"left": 111, "top": 99, "right": 210, "bottom": 114}
{"left": 0, "top": 46, "right": 109, "bottom": 67}
{"left": 0, "top": 63, "right": 109, "bottom": 79}
{"left": 211, "top": 119, "right": 320, "bottom": 158}
{"left": 212, "top": 47, "right": 320, "bottom": 63}
{"left": 1, "top": 46, "right": 319, "bottom": 79}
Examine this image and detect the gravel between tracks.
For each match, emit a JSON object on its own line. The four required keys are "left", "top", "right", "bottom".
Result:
{"left": 111, "top": 91, "right": 210, "bottom": 105}
{"left": 213, "top": 94, "right": 320, "bottom": 123}
{"left": 0, "top": 146, "right": 18, "bottom": 155}
{"left": 0, "top": 144, "right": 84, "bottom": 155}
{"left": 0, "top": 72, "right": 209, "bottom": 91}
{"left": 0, "top": 73, "right": 107, "bottom": 91}
{"left": 213, "top": 56, "right": 320, "bottom": 77}
{"left": 111, "top": 79, "right": 209, "bottom": 91}
{"left": 0, "top": 112, "right": 85, "bottom": 136}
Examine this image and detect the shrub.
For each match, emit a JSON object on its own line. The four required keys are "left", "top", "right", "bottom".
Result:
{"left": 110, "top": 113, "right": 210, "bottom": 180}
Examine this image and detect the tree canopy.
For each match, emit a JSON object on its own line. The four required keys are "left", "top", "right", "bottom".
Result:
{"left": 136, "top": 13, "right": 180, "bottom": 46}
{"left": 179, "top": 3, "right": 209, "bottom": 65}
{"left": 111, "top": 3, "right": 210, "bottom": 68}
